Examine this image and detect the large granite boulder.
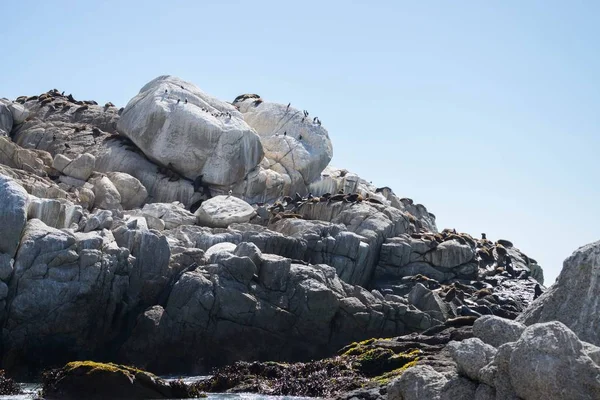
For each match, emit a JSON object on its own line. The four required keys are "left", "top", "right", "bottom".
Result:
{"left": 509, "top": 321, "right": 600, "bottom": 400}
{"left": 195, "top": 195, "right": 255, "bottom": 228}
{"left": 0, "top": 175, "right": 29, "bottom": 257}
{"left": 117, "top": 76, "right": 264, "bottom": 186}
{"left": 233, "top": 94, "right": 333, "bottom": 194}
{"left": 106, "top": 172, "right": 148, "bottom": 210}
{"left": 518, "top": 240, "right": 600, "bottom": 345}
{"left": 473, "top": 315, "right": 525, "bottom": 348}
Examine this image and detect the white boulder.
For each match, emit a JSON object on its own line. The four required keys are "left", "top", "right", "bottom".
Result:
{"left": 116, "top": 75, "right": 264, "bottom": 186}
{"left": 233, "top": 95, "right": 333, "bottom": 193}
{"left": 195, "top": 195, "right": 256, "bottom": 228}
{"left": 106, "top": 172, "right": 148, "bottom": 210}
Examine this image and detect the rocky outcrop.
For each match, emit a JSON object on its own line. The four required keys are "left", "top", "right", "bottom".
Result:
{"left": 2, "top": 219, "right": 132, "bottom": 374}
{"left": 518, "top": 240, "right": 600, "bottom": 346}
{"left": 382, "top": 316, "right": 600, "bottom": 400}
{"left": 120, "top": 241, "right": 434, "bottom": 373}
{"left": 117, "top": 76, "right": 264, "bottom": 186}
{"left": 42, "top": 361, "right": 200, "bottom": 400}
{"left": 0, "top": 80, "right": 546, "bottom": 382}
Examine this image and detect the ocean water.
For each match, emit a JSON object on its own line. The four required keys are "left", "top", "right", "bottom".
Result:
{"left": 0, "top": 380, "right": 317, "bottom": 399}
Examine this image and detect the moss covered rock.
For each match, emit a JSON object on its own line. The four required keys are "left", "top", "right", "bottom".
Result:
{"left": 42, "top": 361, "right": 201, "bottom": 400}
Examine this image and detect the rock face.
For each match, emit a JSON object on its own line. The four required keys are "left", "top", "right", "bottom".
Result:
{"left": 0, "top": 175, "right": 29, "bottom": 257}
{"left": 2, "top": 219, "right": 132, "bottom": 373}
{"left": 0, "top": 81, "right": 546, "bottom": 384}
{"left": 195, "top": 195, "right": 255, "bottom": 228}
{"left": 121, "top": 241, "right": 434, "bottom": 373}
{"left": 117, "top": 76, "right": 264, "bottom": 186}
{"left": 0, "top": 101, "right": 13, "bottom": 136}
{"left": 518, "top": 240, "right": 600, "bottom": 346}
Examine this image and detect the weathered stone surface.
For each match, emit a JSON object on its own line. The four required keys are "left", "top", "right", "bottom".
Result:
{"left": 0, "top": 137, "right": 50, "bottom": 177}
{"left": 82, "top": 209, "right": 114, "bottom": 233}
{"left": 0, "top": 101, "right": 13, "bottom": 136}
{"left": 90, "top": 175, "right": 122, "bottom": 212}
{"left": 62, "top": 153, "right": 96, "bottom": 181}
{"left": 106, "top": 172, "right": 148, "bottom": 210}
{"left": 518, "top": 240, "right": 600, "bottom": 346}
{"left": 141, "top": 202, "right": 196, "bottom": 230}
{"left": 121, "top": 243, "right": 432, "bottom": 373}
{"left": 509, "top": 321, "right": 600, "bottom": 400}
{"left": 195, "top": 195, "right": 256, "bottom": 228}
{"left": 233, "top": 95, "right": 333, "bottom": 194}
{"left": 0, "top": 175, "right": 29, "bottom": 257}
{"left": 117, "top": 76, "right": 263, "bottom": 186}
{"left": 0, "top": 253, "right": 13, "bottom": 281}
{"left": 440, "top": 376, "right": 478, "bottom": 400}
{"left": 3, "top": 219, "right": 132, "bottom": 373}
{"left": 388, "top": 365, "right": 447, "bottom": 400}
{"left": 472, "top": 315, "right": 525, "bottom": 348}
{"left": 27, "top": 196, "right": 83, "bottom": 229}
{"left": 447, "top": 338, "right": 496, "bottom": 381}
{"left": 473, "top": 384, "right": 496, "bottom": 400}
{"left": 408, "top": 283, "right": 449, "bottom": 324}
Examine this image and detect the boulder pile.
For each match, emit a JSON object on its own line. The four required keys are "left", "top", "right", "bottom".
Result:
{"left": 0, "top": 77, "right": 553, "bottom": 392}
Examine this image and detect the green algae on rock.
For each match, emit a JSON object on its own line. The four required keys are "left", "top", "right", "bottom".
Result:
{"left": 42, "top": 361, "right": 203, "bottom": 400}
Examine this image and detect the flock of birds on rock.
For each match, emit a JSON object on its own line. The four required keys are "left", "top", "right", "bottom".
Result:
{"left": 164, "top": 89, "right": 233, "bottom": 119}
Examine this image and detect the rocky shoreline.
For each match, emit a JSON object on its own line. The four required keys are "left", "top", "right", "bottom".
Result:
{"left": 0, "top": 76, "right": 598, "bottom": 399}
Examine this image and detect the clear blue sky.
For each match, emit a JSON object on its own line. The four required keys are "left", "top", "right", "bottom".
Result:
{"left": 1, "top": 1, "right": 598, "bottom": 284}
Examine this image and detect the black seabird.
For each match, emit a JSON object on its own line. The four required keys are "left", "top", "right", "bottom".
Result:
{"left": 184, "top": 99, "right": 188, "bottom": 104}
{"left": 481, "top": 233, "right": 487, "bottom": 240}
{"left": 283, "top": 131, "right": 287, "bottom": 136}
{"left": 313, "top": 116, "right": 317, "bottom": 122}
{"left": 177, "top": 99, "right": 181, "bottom": 104}
{"left": 298, "top": 135, "right": 302, "bottom": 140}
{"left": 287, "top": 102, "right": 290, "bottom": 109}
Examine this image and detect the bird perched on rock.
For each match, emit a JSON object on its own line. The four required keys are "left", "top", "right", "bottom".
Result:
{"left": 481, "top": 233, "right": 487, "bottom": 240}
{"left": 287, "top": 102, "right": 290, "bottom": 109}
{"left": 184, "top": 98, "right": 188, "bottom": 104}
{"left": 228, "top": 189, "right": 232, "bottom": 197}
{"left": 177, "top": 99, "right": 180, "bottom": 104}
{"left": 283, "top": 131, "right": 287, "bottom": 136}
{"left": 298, "top": 135, "right": 302, "bottom": 140}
